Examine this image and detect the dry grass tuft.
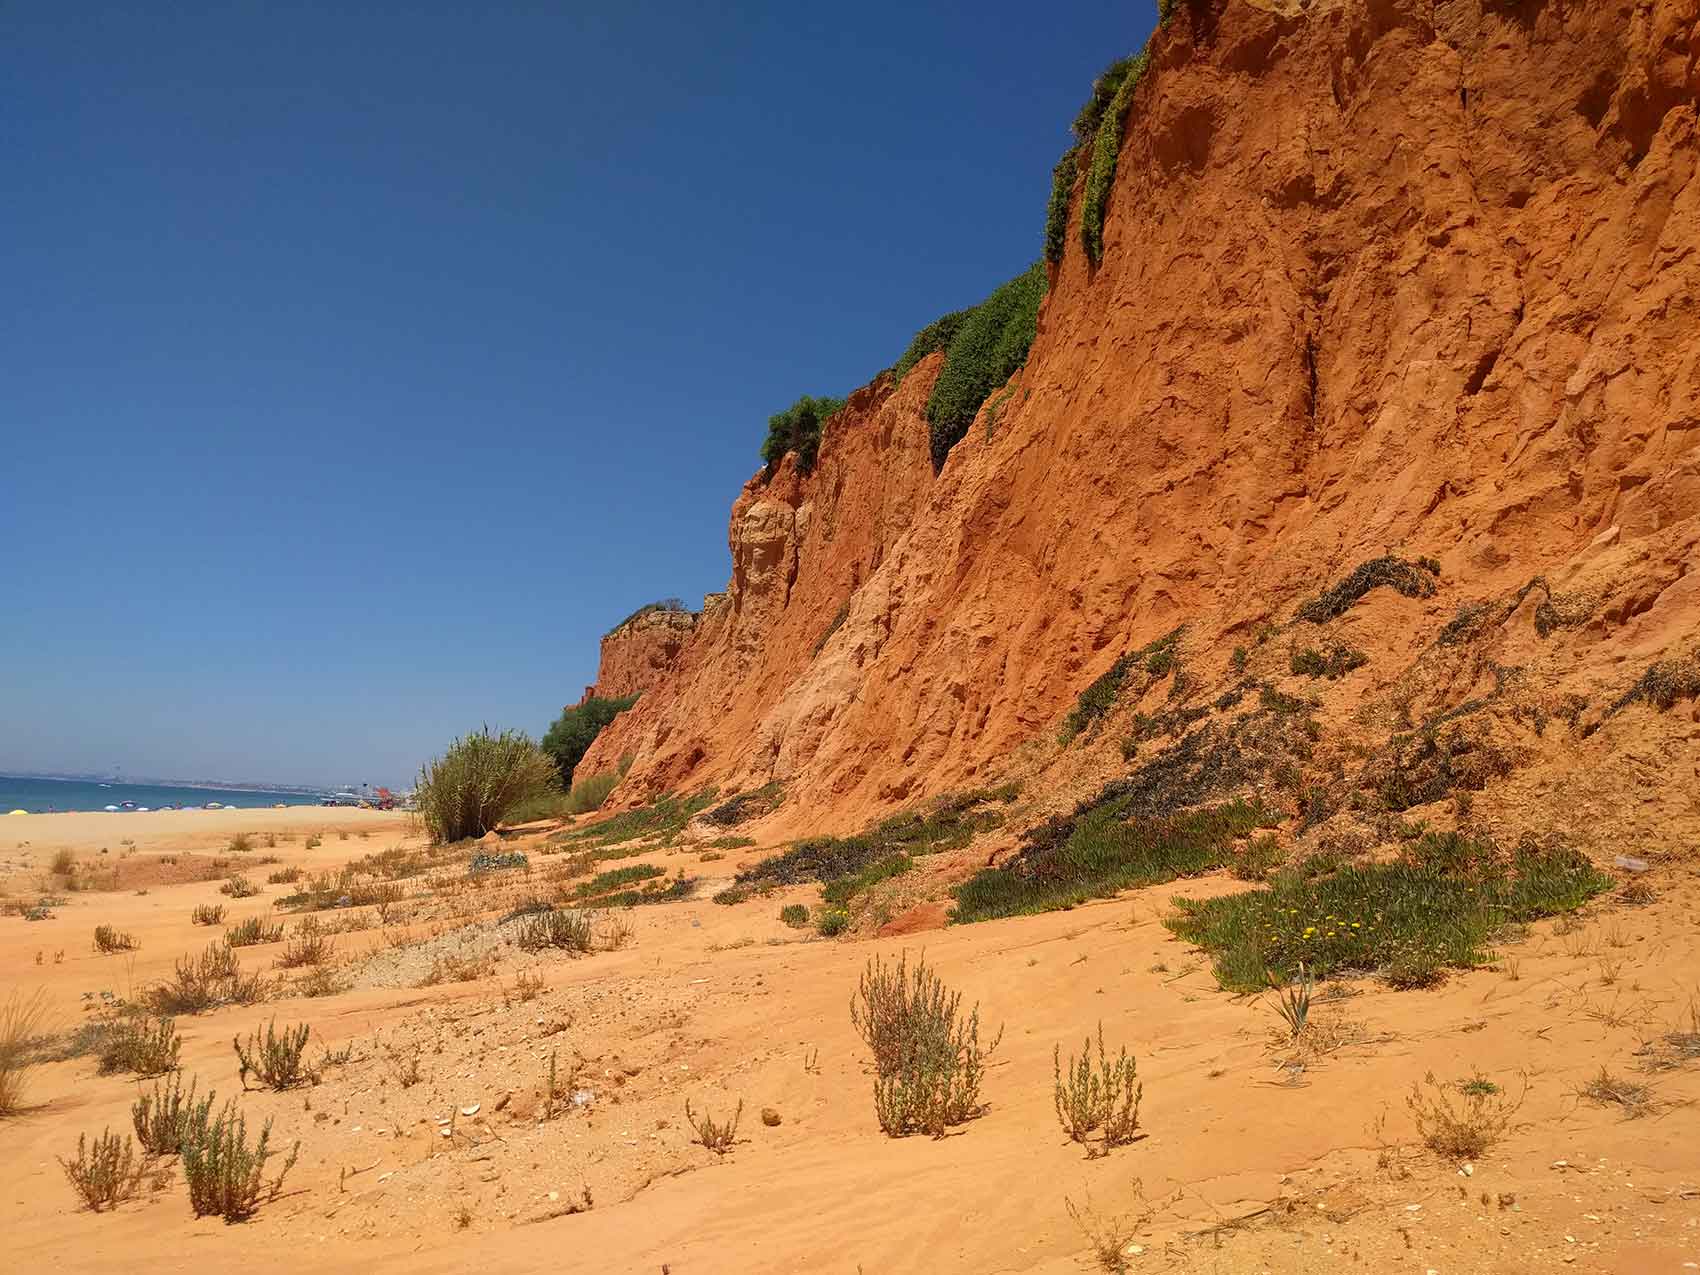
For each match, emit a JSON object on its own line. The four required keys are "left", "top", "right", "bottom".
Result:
{"left": 0, "top": 989, "right": 50, "bottom": 1115}
{"left": 1065, "top": 1186, "right": 1149, "bottom": 1273}
{"left": 1576, "top": 1066, "right": 1656, "bottom": 1118}
{"left": 1407, "top": 1070, "right": 1524, "bottom": 1159}
{"left": 685, "top": 1097, "right": 743, "bottom": 1155}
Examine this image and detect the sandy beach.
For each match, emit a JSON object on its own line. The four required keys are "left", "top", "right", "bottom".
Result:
{"left": 2, "top": 807, "right": 1695, "bottom": 1274}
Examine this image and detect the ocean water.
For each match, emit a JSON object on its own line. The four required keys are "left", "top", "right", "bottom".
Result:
{"left": 0, "top": 775, "right": 325, "bottom": 814}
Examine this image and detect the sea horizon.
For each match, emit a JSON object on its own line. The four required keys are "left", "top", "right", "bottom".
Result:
{"left": 0, "top": 773, "right": 335, "bottom": 814}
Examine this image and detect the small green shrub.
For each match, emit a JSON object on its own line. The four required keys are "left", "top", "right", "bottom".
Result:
{"left": 952, "top": 799, "right": 1271, "bottom": 924}
{"left": 191, "top": 904, "right": 226, "bottom": 925}
{"left": 1290, "top": 644, "right": 1369, "bottom": 679}
{"left": 181, "top": 1099, "right": 299, "bottom": 1220}
{"left": 1053, "top": 1024, "right": 1141, "bottom": 1155}
{"left": 219, "top": 875, "right": 259, "bottom": 898}
{"left": 851, "top": 952, "right": 1000, "bottom": 1137}
{"left": 779, "top": 903, "right": 810, "bottom": 928}
{"left": 225, "top": 916, "right": 284, "bottom": 947}
{"left": 926, "top": 263, "right": 1046, "bottom": 470}
{"left": 816, "top": 908, "right": 850, "bottom": 936}
{"left": 514, "top": 908, "right": 593, "bottom": 952}
{"left": 1060, "top": 629, "right": 1181, "bottom": 743}
{"left": 234, "top": 1019, "right": 314, "bottom": 1090}
{"left": 275, "top": 930, "right": 333, "bottom": 968}
{"left": 702, "top": 782, "right": 785, "bottom": 828}
{"left": 820, "top": 853, "right": 912, "bottom": 906}
{"left": 227, "top": 833, "right": 254, "bottom": 854}
{"left": 711, "top": 884, "right": 752, "bottom": 906}
{"left": 760, "top": 395, "right": 845, "bottom": 475}
{"left": 97, "top": 1016, "right": 181, "bottom": 1078}
{"left": 576, "top": 863, "right": 663, "bottom": 899}
{"left": 541, "top": 695, "right": 640, "bottom": 788}
{"left": 133, "top": 1072, "right": 216, "bottom": 1157}
{"left": 93, "top": 925, "right": 139, "bottom": 954}
{"left": 417, "top": 726, "right": 560, "bottom": 844}
{"left": 266, "top": 866, "right": 300, "bottom": 884}
{"left": 59, "top": 1129, "right": 143, "bottom": 1211}
{"left": 146, "top": 942, "right": 267, "bottom": 1015}
{"left": 1297, "top": 556, "right": 1438, "bottom": 624}
{"left": 740, "top": 789, "right": 1013, "bottom": 893}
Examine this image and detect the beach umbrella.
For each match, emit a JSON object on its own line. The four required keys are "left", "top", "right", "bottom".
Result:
{"left": 7, "top": 809, "right": 27, "bottom": 816}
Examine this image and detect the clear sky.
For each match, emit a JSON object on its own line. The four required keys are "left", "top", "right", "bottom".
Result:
{"left": 1, "top": 1, "right": 1155, "bottom": 790}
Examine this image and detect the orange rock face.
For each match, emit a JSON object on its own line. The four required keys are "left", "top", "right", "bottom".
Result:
{"left": 575, "top": 607, "right": 699, "bottom": 707}
{"left": 581, "top": 0, "right": 1700, "bottom": 842}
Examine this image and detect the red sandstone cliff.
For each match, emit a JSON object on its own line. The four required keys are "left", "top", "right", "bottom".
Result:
{"left": 574, "top": 607, "right": 699, "bottom": 707}
{"left": 580, "top": 0, "right": 1700, "bottom": 848}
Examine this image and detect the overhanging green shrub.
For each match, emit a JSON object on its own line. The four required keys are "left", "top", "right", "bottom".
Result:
{"left": 1045, "top": 55, "right": 1146, "bottom": 266}
{"left": 926, "top": 263, "right": 1046, "bottom": 470}
{"left": 1081, "top": 53, "right": 1147, "bottom": 265}
{"left": 892, "top": 309, "right": 971, "bottom": 384}
{"left": 416, "top": 727, "right": 559, "bottom": 844}
{"left": 761, "top": 395, "right": 845, "bottom": 475}
{"left": 542, "top": 695, "right": 639, "bottom": 786}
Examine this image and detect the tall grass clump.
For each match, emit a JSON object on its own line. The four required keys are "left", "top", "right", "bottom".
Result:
{"left": 416, "top": 726, "right": 560, "bottom": 844}
{"left": 181, "top": 1099, "right": 299, "bottom": 1220}
{"left": 1080, "top": 53, "right": 1147, "bottom": 265}
{"left": 0, "top": 988, "right": 49, "bottom": 1116}
{"left": 851, "top": 951, "right": 1001, "bottom": 1138}
{"left": 1167, "top": 834, "right": 1612, "bottom": 991}
{"left": 191, "top": 904, "right": 226, "bottom": 926}
{"left": 760, "top": 394, "right": 845, "bottom": 475}
{"left": 926, "top": 263, "right": 1046, "bottom": 470}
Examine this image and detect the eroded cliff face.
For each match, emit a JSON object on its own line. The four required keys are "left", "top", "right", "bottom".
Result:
{"left": 581, "top": 0, "right": 1700, "bottom": 845}
{"left": 575, "top": 608, "right": 699, "bottom": 707}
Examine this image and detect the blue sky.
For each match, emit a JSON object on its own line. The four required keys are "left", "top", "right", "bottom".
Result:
{"left": 1, "top": 1, "right": 1154, "bottom": 789}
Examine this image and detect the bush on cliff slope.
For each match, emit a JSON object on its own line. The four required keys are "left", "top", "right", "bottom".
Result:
{"left": 891, "top": 308, "right": 971, "bottom": 384}
{"left": 543, "top": 694, "right": 639, "bottom": 787}
{"left": 761, "top": 394, "right": 846, "bottom": 476}
{"left": 926, "top": 262, "right": 1046, "bottom": 470}
{"left": 1044, "top": 54, "right": 1147, "bottom": 266}
{"left": 1080, "top": 53, "right": 1147, "bottom": 265}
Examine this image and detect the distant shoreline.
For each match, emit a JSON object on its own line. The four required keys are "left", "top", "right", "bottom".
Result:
{"left": 1, "top": 772, "right": 327, "bottom": 796}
